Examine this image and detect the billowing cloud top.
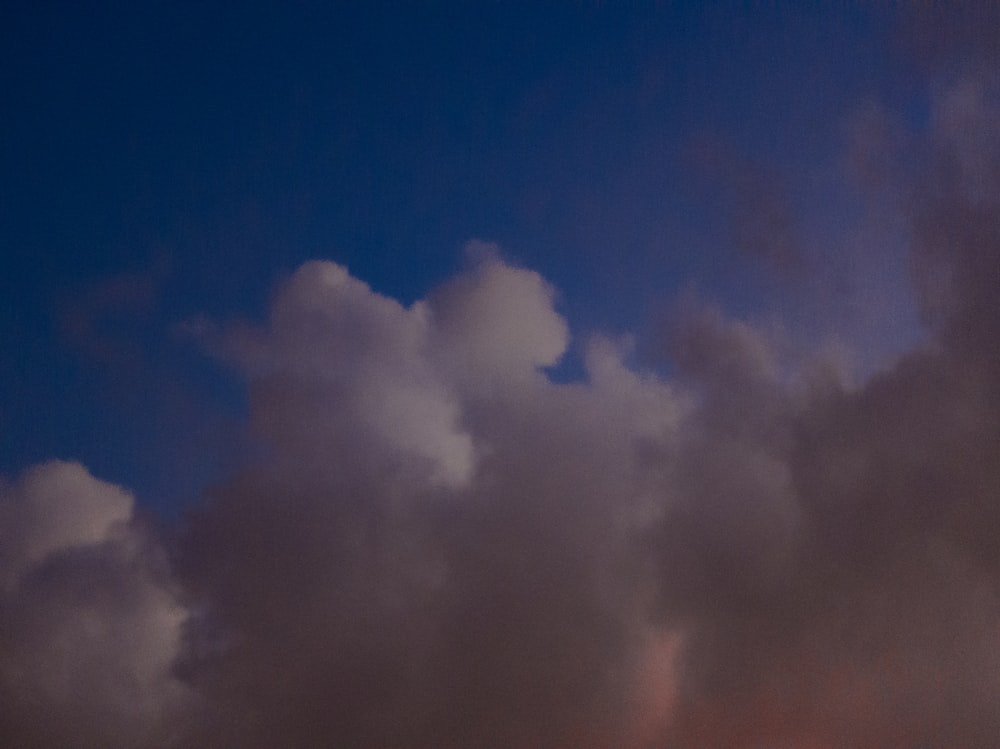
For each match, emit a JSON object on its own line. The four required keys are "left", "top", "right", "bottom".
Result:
{"left": 174, "top": 250, "right": 684, "bottom": 748}
{"left": 5, "top": 72, "right": 1000, "bottom": 748}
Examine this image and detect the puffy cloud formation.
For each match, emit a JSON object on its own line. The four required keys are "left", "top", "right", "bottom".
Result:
{"left": 0, "top": 461, "right": 191, "bottom": 748}
{"left": 176, "top": 251, "right": 684, "bottom": 747}
{"left": 6, "top": 78, "right": 1000, "bottom": 747}
{"left": 177, "top": 88, "right": 1000, "bottom": 740}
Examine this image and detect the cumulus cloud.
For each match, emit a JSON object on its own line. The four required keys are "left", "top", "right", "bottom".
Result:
{"left": 174, "top": 249, "right": 686, "bottom": 748}
{"left": 6, "top": 50, "right": 1000, "bottom": 749}
{"left": 214, "top": 258, "right": 478, "bottom": 489}
{"left": 173, "top": 83, "right": 1000, "bottom": 749}
{"left": 170, "top": 85, "right": 1000, "bottom": 741}
{"left": 0, "top": 461, "right": 191, "bottom": 749}
{"left": 428, "top": 245, "right": 570, "bottom": 389}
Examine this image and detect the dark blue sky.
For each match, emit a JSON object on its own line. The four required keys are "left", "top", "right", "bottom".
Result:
{"left": 2, "top": 3, "right": 923, "bottom": 513}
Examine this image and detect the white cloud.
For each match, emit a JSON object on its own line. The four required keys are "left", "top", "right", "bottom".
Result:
{"left": 428, "top": 249, "right": 569, "bottom": 390}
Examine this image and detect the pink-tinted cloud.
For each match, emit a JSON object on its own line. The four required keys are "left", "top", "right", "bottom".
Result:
{"left": 0, "top": 461, "right": 191, "bottom": 749}
{"left": 175, "top": 248, "right": 686, "bottom": 748}
{"left": 4, "top": 61, "right": 1000, "bottom": 749}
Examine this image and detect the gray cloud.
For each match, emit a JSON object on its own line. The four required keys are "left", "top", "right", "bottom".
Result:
{"left": 174, "top": 250, "right": 685, "bottom": 748}
{"left": 4, "top": 68, "right": 1000, "bottom": 749}
{"left": 645, "top": 77, "right": 1000, "bottom": 747}
{"left": 170, "top": 82, "right": 1000, "bottom": 742}
{"left": 0, "top": 461, "right": 191, "bottom": 749}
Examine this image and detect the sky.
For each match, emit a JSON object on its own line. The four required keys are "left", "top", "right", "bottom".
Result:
{"left": 2, "top": 2, "right": 1000, "bottom": 747}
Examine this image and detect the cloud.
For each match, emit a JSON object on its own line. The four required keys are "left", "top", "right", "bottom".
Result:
{"left": 165, "top": 93, "right": 1000, "bottom": 741}
{"left": 10, "top": 87, "right": 1000, "bottom": 741}
{"left": 428, "top": 244, "right": 570, "bottom": 391}
{"left": 166, "top": 103, "right": 1000, "bottom": 743}
{"left": 642, "top": 77, "right": 1000, "bottom": 747}
{"left": 0, "top": 461, "right": 191, "bottom": 749}
{"left": 5, "top": 60, "right": 1000, "bottom": 749}
{"left": 175, "top": 250, "right": 686, "bottom": 748}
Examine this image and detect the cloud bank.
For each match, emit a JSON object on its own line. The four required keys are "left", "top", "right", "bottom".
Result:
{"left": 4, "top": 75, "right": 1000, "bottom": 748}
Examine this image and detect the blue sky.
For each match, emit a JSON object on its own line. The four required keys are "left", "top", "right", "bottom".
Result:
{"left": 2, "top": 3, "right": 926, "bottom": 513}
